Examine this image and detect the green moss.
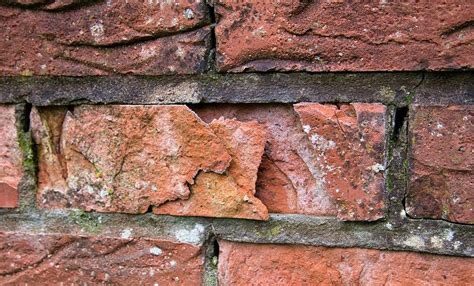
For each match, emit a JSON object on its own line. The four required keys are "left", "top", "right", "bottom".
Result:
{"left": 379, "top": 86, "right": 396, "bottom": 100}
{"left": 68, "top": 209, "right": 101, "bottom": 234}
{"left": 20, "top": 70, "right": 33, "bottom": 77}
{"left": 270, "top": 225, "right": 282, "bottom": 236}
{"left": 404, "top": 94, "right": 414, "bottom": 106}
{"left": 18, "top": 131, "right": 35, "bottom": 174}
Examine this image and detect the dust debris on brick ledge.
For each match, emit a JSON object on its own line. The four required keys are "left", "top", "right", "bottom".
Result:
{"left": 1, "top": 0, "right": 474, "bottom": 285}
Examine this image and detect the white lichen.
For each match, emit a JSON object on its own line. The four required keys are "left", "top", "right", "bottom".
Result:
{"left": 370, "top": 163, "right": 385, "bottom": 173}
{"left": 150, "top": 247, "right": 163, "bottom": 256}
{"left": 120, "top": 228, "right": 133, "bottom": 239}
{"left": 174, "top": 224, "right": 205, "bottom": 245}
{"left": 403, "top": 236, "right": 425, "bottom": 248}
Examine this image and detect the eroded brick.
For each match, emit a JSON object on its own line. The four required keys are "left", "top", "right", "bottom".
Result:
{"left": 0, "top": 1, "right": 210, "bottom": 75}
{"left": 218, "top": 241, "right": 474, "bottom": 286}
{"left": 294, "top": 103, "right": 387, "bottom": 221}
{"left": 154, "top": 118, "right": 269, "bottom": 220}
{"left": 215, "top": 1, "right": 474, "bottom": 72}
{"left": 0, "top": 232, "right": 203, "bottom": 285}
{"left": 0, "top": 105, "right": 21, "bottom": 208}
{"left": 32, "top": 106, "right": 268, "bottom": 220}
{"left": 32, "top": 105, "right": 232, "bottom": 213}
{"left": 194, "top": 104, "right": 337, "bottom": 216}
{"left": 407, "top": 105, "right": 473, "bottom": 224}
{"left": 194, "top": 104, "right": 387, "bottom": 221}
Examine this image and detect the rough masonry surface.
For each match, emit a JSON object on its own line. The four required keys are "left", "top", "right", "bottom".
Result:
{"left": 407, "top": 105, "right": 473, "bottom": 224}
{"left": 218, "top": 241, "right": 474, "bottom": 285}
{"left": 0, "top": 232, "right": 203, "bottom": 285}
{"left": 215, "top": 1, "right": 474, "bottom": 72}
{"left": 0, "top": 105, "right": 22, "bottom": 208}
{"left": 0, "top": 0, "right": 211, "bottom": 75}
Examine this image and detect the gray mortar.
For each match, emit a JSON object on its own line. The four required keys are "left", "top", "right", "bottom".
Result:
{"left": 0, "top": 72, "right": 472, "bottom": 106}
{"left": 0, "top": 212, "right": 472, "bottom": 257}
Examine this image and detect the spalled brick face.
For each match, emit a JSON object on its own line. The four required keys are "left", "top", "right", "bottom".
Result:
{"left": 294, "top": 103, "right": 387, "bottom": 220}
{"left": 407, "top": 105, "right": 473, "bottom": 224}
{"left": 195, "top": 103, "right": 387, "bottom": 221}
{"left": 215, "top": 1, "right": 474, "bottom": 72}
{"left": 154, "top": 118, "right": 269, "bottom": 220}
{"left": 0, "top": 232, "right": 203, "bottom": 285}
{"left": 0, "top": 1, "right": 211, "bottom": 75}
{"left": 32, "top": 105, "right": 268, "bottom": 220}
{"left": 0, "top": 105, "right": 21, "bottom": 208}
{"left": 218, "top": 241, "right": 474, "bottom": 286}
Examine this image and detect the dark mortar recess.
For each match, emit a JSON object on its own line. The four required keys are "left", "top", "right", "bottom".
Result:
{"left": 0, "top": 72, "right": 472, "bottom": 106}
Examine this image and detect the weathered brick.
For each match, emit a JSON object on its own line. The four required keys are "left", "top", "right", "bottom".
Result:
{"left": 215, "top": 1, "right": 474, "bottom": 72}
{"left": 407, "top": 105, "right": 473, "bottom": 224}
{"left": 194, "top": 104, "right": 337, "bottom": 216}
{"left": 154, "top": 118, "right": 269, "bottom": 220}
{"left": 0, "top": 105, "right": 21, "bottom": 208}
{"left": 0, "top": 232, "right": 203, "bottom": 285}
{"left": 194, "top": 103, "right": 387, "bottom": 221}
{"left": 32, "top": 106, "right": 268, "bottom": 220}
{"left": 294, "top": 103, "right": 387, "bottom": 221}
{"left": 218, "top": 241, "right": 474, "bottom": 286}
{"left": 0, "top": 1, "right": 210, "bottom": 75}
{"left": 32, "top": 105, "right": 231, "bottom": 213}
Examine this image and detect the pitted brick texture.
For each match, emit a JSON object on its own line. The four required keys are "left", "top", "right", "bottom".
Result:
{"left": 0, "top": 105, "right": 21, "bottom": 208}
{"left": 218, "top": 241, "right": 474, "bottom": 286}
{"left": 0, "top": 1, "right": 211, "bottom": 75}
{"left": 194, "top": 103, "right": 387, "bottom": 221}
{"left": 154, "top": 118, "right": 269, "bottom": 220}
{"left": 215, "top": 1, "right": 474, "bottom": 72}
{"left": 32, "top": 105, "right": 268, "bottom": 220}
{"left": 0, "top": 232, "right": 203, "bottom": 285}
{"left": 294, "top": 103, "right": 387, "bottom": 221}
{"left": 407, "top": 105, "right": 473, "bottom": 224}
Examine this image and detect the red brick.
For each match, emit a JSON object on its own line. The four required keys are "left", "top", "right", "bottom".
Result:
{"left": 194, "top": 104, "right": 337, "bottom": 216}
{"left": 215, "top": 1, "right": 474, "bottom": 72}
{"left": 32, "top": 105, "right": 231, "bottom": 213}
{"left": 32, "top": 106, "right": 269, "bottom": 220}
{"left": 218, "top": 241, "right": 474, "bottom": 286}
{"left": 0, "top": 105, "right": 21, "bottom": 208}
{"left": 294, "top": 103, "right": 387, "bottom": 221}
{"left": 194, "top": 104, "right": 387, "bottom": 221}
{"left": 0, "top": 232, "right": 203, "bottom": 285}
{"left": 154, "top": 118, "right": 269, "bottom": 220}
{"left": 0, "top": 1, "right": 210, "bottom": 75}
{"left": 407, "top": 105, "right": 473, "bottom": 224}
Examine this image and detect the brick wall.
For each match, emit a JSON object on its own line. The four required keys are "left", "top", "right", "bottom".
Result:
{"left": 1, "top": 1, "right": 473, "bottom": 285}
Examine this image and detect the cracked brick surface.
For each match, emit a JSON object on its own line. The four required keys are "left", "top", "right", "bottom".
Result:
{"left": 215, "top": 1, "right": 474, "bottom": 72}
{"left": 154, "top": 118, "right": 269, "bottom": 220}
{"left": 218, "top": 241, "right": 474, "bottom": 286}
{"left": 294, "top": 103, "right": 387, "bottom": 221}
{"left": 0, "top": 232, "right": 203, "bottom": 285}
{"left": 194, "top": 103, "right": 387, "bottom": 221}
{"left": 0, "top": 0, "right": 211, "bottom": 75}
{"left": 31, "top": 105, "right": 268, "bottom": 220}
{"left": 407, "top": 105, "right": 473, "bottom": 224}
{"left": 0, "top": 105, "right": 21, "bottom": 208}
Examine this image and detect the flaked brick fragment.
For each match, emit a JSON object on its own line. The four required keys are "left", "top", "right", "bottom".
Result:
{"left": 294, "top": 103, "right": 387, "bottom": 221}
{"left": 0, "top": 1, "right": 210, "bottom": 75}
{"left": 215, "top": 1, "right": 474, "bottom": 72}
{"left": 407, "top": 105, "right": 473, "bottom": 224}
{"left": 0, "top": 105, "right": 22, "bottom": 208}
{"left": 32, "top": 105, "right": 232, "bottom": 214}
{"left": 218, "top": 241, "right": 474, "bottom": 286}
{"left": 195, "top": 104, "right": 387, "bottom": 221}
{"left": 154, "top": 118, "right": 269, "bottom": 220}
{"left": 0, "top": 232, "right": 203, "bottom": 285}
{"left": 194, "top": 105, "right": 337, "bottom": 216}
